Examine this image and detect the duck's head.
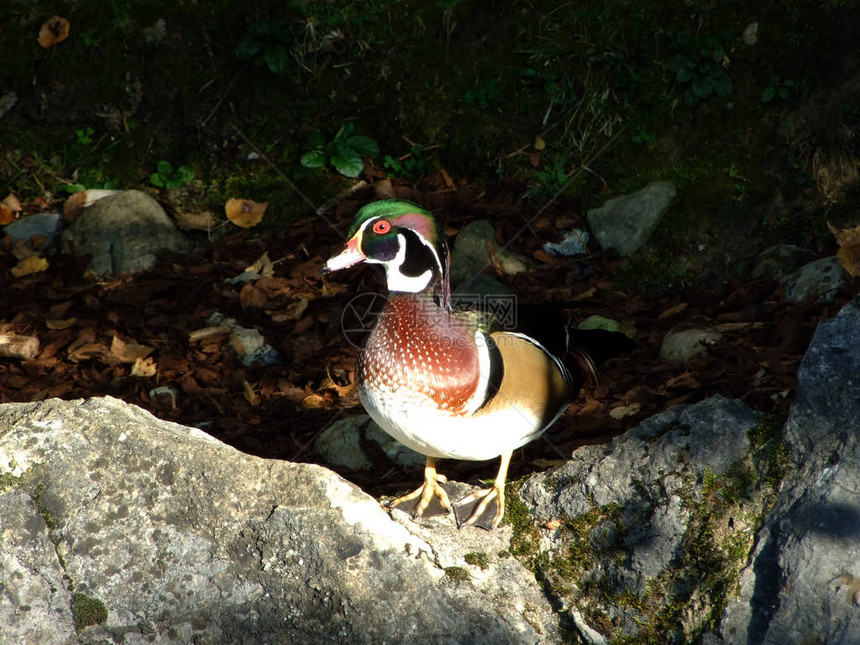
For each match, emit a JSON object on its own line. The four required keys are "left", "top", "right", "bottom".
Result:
{"left": 321, "top": 199, "right": 450, "bottom": 305}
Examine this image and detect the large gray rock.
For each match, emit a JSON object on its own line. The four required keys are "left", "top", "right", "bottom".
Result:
{"left": 586, "top": 180, "right": 676, "bottom": 256}
{"left": 60, "top": 189, "right": 190, "bottom": 275}
{"left": 0, "top": 397, "right": 559, "bottom": 644}
{"left": 519, "top": 395, "right": 766, "bottom": 643}
{"left": 517, "top": 295, "right": 860, "bottom": 644}
{"left": 717, "top": 295, "right": 860, "bottom": 644}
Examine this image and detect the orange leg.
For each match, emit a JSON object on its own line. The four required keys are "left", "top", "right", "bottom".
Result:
{"left": 453, "top": 451, "right": 511, "bottom": 531}
{"left": 389, "top": 456, "right": 452, "bottom": 519}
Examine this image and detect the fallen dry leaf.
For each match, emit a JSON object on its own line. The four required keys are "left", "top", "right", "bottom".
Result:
{"left": 1, "top": 193, "right": 22, "bottom": 212}
{"left": 46, "top": 318, "right": 78, "bottom": 330}
{"left": 318, "top": 371, "right": 356, "bottom": 399}
{"left": 10, "top": 255, "right": 49, "bottom": 277}
{"left": 110, "top": 335, "right": 154, "bottom": 363}
{"left": 225, "top": 198, "right": 267, "bottom": 228}
{"left": 63, "top": 190, "right": 87, "bottom": 224}
{"left": 245, "top": 252, "right": 274, "bottom": 277}
{"left": 439, "top": 167, "right": 456, "bottom": 190}
{"left": 609, "top": 402, "right": 641, "bottom": 420}
{"left": 188, "top": 325, "right": 231, "bottom": 343}
{"left": 301, "top": 393, "right": 327, "bottom": 409}
{"left": 658, "top": 302, "right": 690, "bottom": 319}
{"left": 0, "top": 193, "right": 22, "bottom": 225}
{"left": 829, "top": 222, "right": 860, "bottom": 277}
{"left": 38, "top": 16, "right": 70, "bottom": 48}
{"left": 131, "top": 356, "right": 157, "bottom": 377}
{"left": 0, "top": 334, "right": 39, "bottom": 360}
{"left": 175, "top": 209, "right": 216, "bottom": 231}
{"left": 271, "top": 297, "right": 308, "bottom": 323}
{"left": 665, "top": 371, "right": 700, "bottom": 389}
{"left": 243, "top": 380, "right": 260, "bottom": 406}
{"left": 11, "top": 239, "right": 39, "bottom": 260}
{"left": 67, "top": 342, "right": 108, "bottom": 363}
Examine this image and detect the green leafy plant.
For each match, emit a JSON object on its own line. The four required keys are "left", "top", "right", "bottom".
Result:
{"left": 74, "top": 127, "right": 94, "bottom": 146}
{"left": 64, "top": 180, "right": 119, "bottom": 194}
{"left": 524, "top": 158, "right": 570, "bottom": 203}
{"left": 666, "top": 31, "right": 733, "bottom": 106}
{"left": 384, "top": 145, "right": 426, "bottom": 178}
{"left": 150, "top": 161, "right": 194, "bottom": 189}
{"left": 761, "top": 76, "right": 796, "bottom": 103}
{"left": 631, "top": 130, "right": 657, "bottom": 146}
{"left": 300, "top": 123, "right": 379, "bottom": 178}
{"left": 236, "top": 20, "right": 292, "bottom": 75}
{"left": 462, "top": 77, "right": 503, "bottom": 109}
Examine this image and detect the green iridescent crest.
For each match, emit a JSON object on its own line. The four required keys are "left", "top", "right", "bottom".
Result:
{"left": 347, "top": 200, "right": 443, "bottom": 249}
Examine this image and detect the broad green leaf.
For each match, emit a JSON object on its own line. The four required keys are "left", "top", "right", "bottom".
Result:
{"left": 712, "top": 75, "right": 732, "bottom": 97}
{"left": 345, "top": 135, "right": 380, "bottom": 158}
{"left": 691, "top": 76, "right": 713, "bottom": 99}
{"left": 156, "top": 160, "right": 173, "bottom": 175}
{"left": 332, "top": 122, "right": 356, "bottom": 144}
{"left": 300, "top": 150, "right": 326, "bottom": 168}
{"left": 264, "top": 43, "right": 289, "bottom": 75}
{"left": 177, "top": 165, "right": 194, "bottom": 183}
{"left": 331, "top": 154, "right": 364, "bottom": 178}
{"left": 236, "top": 32, "right": 262, "bottom": 58}
{"left": 150, "top": 173, "right": 165, "bottom": 187}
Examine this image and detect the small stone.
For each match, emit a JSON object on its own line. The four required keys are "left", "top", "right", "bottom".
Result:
{"left": 208, "top": 312, "right": 279, "bottom": 366}
{"left": 315, "top": 415, "right": 425, "bottom": 469}
{"left": 660, "top": 325, "right": 722, "bottom": 362}
{"left": 60, "top": 190, "right": 190, "bottom": 275}
{"left": 0, "top": 91, "right": 17, "bottom": 120}
{"left": 782, "top": 256, "right": 849, "bottom": 302}
{"left": 587, "top": 181, "right": 676, "bottom": 257}
{"left": 742, "top": 22, "right": 759, "bottom": 46}
{"left": 542, "top": 229, "right": 591, "bottom": 256}
{"left": 315, "top": 416, "right": 374, "bottom": 470}
{"left": 4, "top": 212, "right": 63, "bottom": 245}
{"left": 752, "top": 244, "right": 815, "bottom": 280}
{"left": 450, "top": 220, "right": 531, "bottom": 288}
{"left": 366, "top": 423, "right": 425, "bottom": 467}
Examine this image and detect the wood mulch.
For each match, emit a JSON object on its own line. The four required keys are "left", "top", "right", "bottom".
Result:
{"left": 1, "top": 176, "right": 856, "bottom": 497}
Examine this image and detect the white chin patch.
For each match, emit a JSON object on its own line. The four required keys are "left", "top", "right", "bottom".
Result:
{"left": 385, "top": 266, "right": 433, "bottom": 292}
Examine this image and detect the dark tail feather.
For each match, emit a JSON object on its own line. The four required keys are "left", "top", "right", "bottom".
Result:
{"left": 567, "top": 328, "right": 637, "bottom": 366}
{"left": 567, "top": 329, "right": 636, "bottom": 389}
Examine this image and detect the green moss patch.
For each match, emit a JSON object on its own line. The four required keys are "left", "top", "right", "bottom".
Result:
{"left": 71, "top": 592, "right": 108, "bottom": 631}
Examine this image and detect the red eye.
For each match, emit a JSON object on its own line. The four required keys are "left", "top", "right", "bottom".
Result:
{"left": 372, "top": 219, "right": 391, "bottom": 235}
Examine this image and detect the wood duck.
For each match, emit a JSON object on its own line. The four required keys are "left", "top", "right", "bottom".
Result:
{"left": 321, "top": 199, "right": 577, "bottom": 530}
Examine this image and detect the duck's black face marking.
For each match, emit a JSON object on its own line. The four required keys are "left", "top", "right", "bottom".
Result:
{"left": 400, "top": 230, "right": 439, "bottom": 279}
{"left": 362, "top": 231, "right": 400, "bottom": 262}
